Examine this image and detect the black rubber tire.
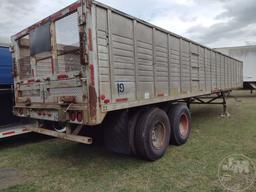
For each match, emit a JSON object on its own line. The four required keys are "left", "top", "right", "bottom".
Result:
{"left": 168, "top": 104, "right": 191, "bottom": 146}
{"left": 103, "top": 110, "right": 130, "bottom": 155}
{"left": 127, "top": 109, "right": 142, "bottom": 156}
{"left": 161, "top": 103, "right": 177, "bottom": 113}
{"left": 135, "top": 108, "right": 170, "bottom": 161}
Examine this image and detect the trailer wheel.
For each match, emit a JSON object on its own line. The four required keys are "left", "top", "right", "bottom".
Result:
{"left": 168, "top": 104, "right": 191, "bottom": 146}
{"left": 135, "top": 108, "right": 170, "bottom": 161}
{"left": 54, "top": 122, "right": 67, "bottom": 133}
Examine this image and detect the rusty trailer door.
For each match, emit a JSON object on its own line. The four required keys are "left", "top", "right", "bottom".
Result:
{"left": 13, "top": 2, "right": 89, "bottom": 124}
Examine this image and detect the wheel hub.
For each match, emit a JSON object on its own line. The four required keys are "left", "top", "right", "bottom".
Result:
{"left": 179, "top": 113, "right": 189, "bottom": 139}
{"left": 152, "top": 122, "right": 166, "bottom": 149}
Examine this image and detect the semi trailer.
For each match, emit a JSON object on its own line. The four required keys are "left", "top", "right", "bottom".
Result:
{"left": 11, "top": 0, "right": 243, "bottom": 160}
{"left": 0, "top": 44, "right": 30, "bottom": 138}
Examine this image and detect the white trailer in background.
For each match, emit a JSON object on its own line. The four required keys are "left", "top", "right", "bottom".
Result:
{"left": 215, "top": 45, "right": 256, "bottom": 91}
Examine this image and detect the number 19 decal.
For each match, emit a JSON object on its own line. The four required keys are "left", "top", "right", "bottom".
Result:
{"left": 117, "top": 83, "right": 125, "bottom": 94}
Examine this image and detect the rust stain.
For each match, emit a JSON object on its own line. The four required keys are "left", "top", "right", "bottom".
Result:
{"left": 89, "top": 85, "right": 97, "bottom": 119}
{"left": 59, "top": 96, "right": 76, "bottom": 104}
{"left": 88, "top": 29, "right": 93, "bottom": 51}
{"left": 90, "top": 64, "right": 95, "bottom": 86}
{"left": 13, "top": 1, "right": 81, "bottom": 40}
{"left": 79, "top": 27, "right": 87, "bottom": 66}
{"left": 86, "top": 0, "right": 93, "bottom": 11}
{"left": 51, "top": 58, "right": 54, "bottom": 74}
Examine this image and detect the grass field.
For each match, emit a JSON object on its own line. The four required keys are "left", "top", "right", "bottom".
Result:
{"left": 0, "top": 90, "right": 255, "bottom": 192}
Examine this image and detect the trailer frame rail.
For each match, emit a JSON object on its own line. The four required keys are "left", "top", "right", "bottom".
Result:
{"left": 184, "top": 91, "right": 230, "bottom": 116}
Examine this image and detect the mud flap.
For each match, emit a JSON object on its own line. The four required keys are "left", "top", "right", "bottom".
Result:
{"left": 103, "top": 110, "right": 130, "bottom": 155}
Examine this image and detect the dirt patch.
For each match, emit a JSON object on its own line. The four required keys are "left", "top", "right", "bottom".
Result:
{"left": 0, "top": 168, "right": 25, "bottom": 190}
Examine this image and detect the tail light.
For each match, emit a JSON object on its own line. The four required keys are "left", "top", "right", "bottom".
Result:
{"left": 57, "top": 74, "right": 69, "bottom": 80}
{"left": 69, "top": 111, "right": 77, "bottom": 121}
{"left": 28, "top": 79, "right": 35, "bottom": 83}
{"left": 77, "top": 112, "right": 83, "bottom": 122}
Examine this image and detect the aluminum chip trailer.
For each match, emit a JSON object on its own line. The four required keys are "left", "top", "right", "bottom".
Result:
{"left": 0, "top": 44, "right": 30, "bottom": 138}
{"left": 11, "top": 0, "right": 243, "bottom": 160}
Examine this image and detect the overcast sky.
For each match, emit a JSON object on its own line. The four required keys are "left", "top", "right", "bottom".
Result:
{"left": 0, "top": 0, "right": 255, "bottom": 48}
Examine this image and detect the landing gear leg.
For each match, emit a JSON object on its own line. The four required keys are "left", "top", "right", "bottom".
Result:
{"left": 186, "top": 98, "right": 192, "bottom": 109}
{"left": 221, "top": 91, "right": 230, "bottom": 117}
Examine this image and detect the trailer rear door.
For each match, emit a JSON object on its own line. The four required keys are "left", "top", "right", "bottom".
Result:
{"left": 16, "top": 9, "right": 86, "bottom": 106}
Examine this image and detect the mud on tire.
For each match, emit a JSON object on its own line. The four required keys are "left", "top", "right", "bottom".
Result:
{"left": 134, "top": 108, "right": 170, "bottom": 161}
{"left": 167, "top": 104, "right": 191, "bottom": 146}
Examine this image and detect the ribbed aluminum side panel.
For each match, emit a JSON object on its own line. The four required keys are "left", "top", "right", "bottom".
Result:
{"left": 96, "top": 7, "right": 111, "bottom": 101}
{"left": 111, "top": 13, "right": 136, "bottom": 101}
{"left": 154, "top": 30, "right": 169, "bottom": 96}
{"left": 233, "top": 60, "right": 236, "bottom": 87}
{"left": 19, "top": 57, "right": 31, "bottom": 80}
{"left": 57, "top": 53, "right": 80, "bottom": 73}
{"left": 181, "top": 40, "right": 190, "bottom": 93}
{"left": 205, "top": 49, "right": 211, "bottom": 91}
{"left": 169, "top": 36, "right": 181, "bottom": 96}
{"left": 136, "top": 23, "right": 154, "bottom": 100}
{"left": 199, "top": 47, "right": 205, "bottom": 91}
{"left": 216, "top": 53, "right": 221, "bottom": 89}
{"left": 224, "top": 57, "right": 228, "bottom": 89}
{"left": 229, "top": 58, "right": 233, "bottom": 88}
{"left": 36, "top": 58, "right": 52, "bottom": 78}
{"left": 18, "top": 38, "right": 32, "bottom": 80}
{"left": 191, "top": 43, "right": 199, "bottom": 92}
{"left": 94, "top": 3, "right": 243, "bottom": 108}
{"left": 211, "top": 51, "right": 217, "bottom": 89}
{"left": 237, "top": 60, "right": 242, "bottom": 87}
{"left": 220, "top": 55, "right": 225, "bottom": 89}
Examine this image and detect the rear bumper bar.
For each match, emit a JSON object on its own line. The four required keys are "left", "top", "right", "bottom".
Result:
{"left": 26, "top": 126, "right": 93, "bottom": 145}
{"left": 0, "top": 124, "right": 31, "bottom": 139}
